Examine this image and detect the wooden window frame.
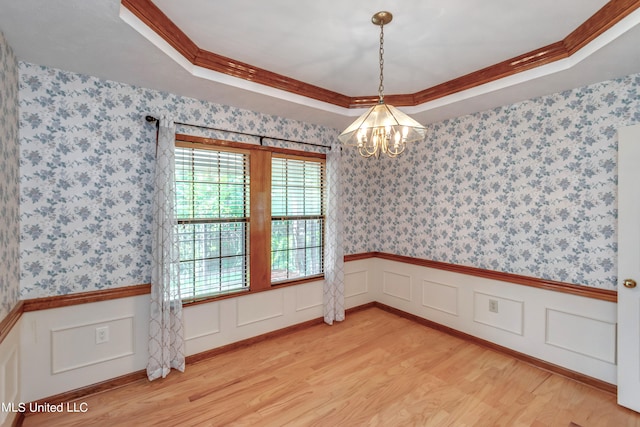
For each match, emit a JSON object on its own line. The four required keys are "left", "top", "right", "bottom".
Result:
{"left": 175, "top": 134, "right": 326, "bottom": 306}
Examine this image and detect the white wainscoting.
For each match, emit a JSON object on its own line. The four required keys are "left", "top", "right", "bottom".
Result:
{"left": 295, "top": 282, "right": 323, "bottom": 312}
{"left": 236, "top": 290, "right": 285, "bottom": 327}
{"left": 369, "top": 258, "right": 618, "bottom": 384}
{"left": 344, "top": 260, "right": 375, "bottom": 309}
{"left": 12, "top": 255, "right": 616, "bottom": 404}
{"left": 184, "top": 260, "right": 374, "bottom": 356}
{"left": 422, "top": 280, "right": 459, "bottom": 316}
{"left": 345, "top": 269, "right": 369, "bottom": 298}
{"left": 545, "top": 308, "right": 617, "bottom": 364}
{"left": 382, "top": 271, "right": 412, "bottom": 301}
{"left": 20, "top": 295, "right": 149, "bottom": 403}
{"left": 0, "top": 320, "right": 20, "bottom": 427}
{"left": 51, "top": 316, "right": 135, "bottom": 374}
{"left": 184, "top": 301, "right": 220, "bottom": 341}
{"left": 16, "top": 261, "right": 375, "bottom": 403}
{"left": 473, "top": 292, "right": 524, "bottom": 336}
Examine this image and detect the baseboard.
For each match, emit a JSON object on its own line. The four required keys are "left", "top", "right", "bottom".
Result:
{"left": 21, "top": 369, "right": 147, "bottom": 417}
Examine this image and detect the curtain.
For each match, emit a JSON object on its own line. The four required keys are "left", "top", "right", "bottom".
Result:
{"left": 147, "top": 116, "right": 185, "bottom": 381}
{"left": 323, "top": 142, "right": 345, "bottom": 325}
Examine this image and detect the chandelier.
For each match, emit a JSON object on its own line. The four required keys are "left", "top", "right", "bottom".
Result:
{"left": 338, "top": 11, "right": 427, "bottom": 158}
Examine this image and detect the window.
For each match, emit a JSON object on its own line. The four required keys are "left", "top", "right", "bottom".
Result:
{"left": 175, "top": 137, "right": 325, "bottom": 302}
{"left": 175, "top": 144, "right": 250, "bottom": 301}
{"left": 271, "top": 156, "right": 325, "bottom": 283}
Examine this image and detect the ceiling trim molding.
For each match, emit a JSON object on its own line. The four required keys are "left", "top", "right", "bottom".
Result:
{"left": 121, "top": 0, "right": 640, "bottom": 109}
{"left": 120, "top": 0, "right": 352, "bottom": 108}
{"left": 122, "top": 0, "right": 198, "bottom": 62}
{"left": 565, "top": 0, "right": 640, "bottom": 54}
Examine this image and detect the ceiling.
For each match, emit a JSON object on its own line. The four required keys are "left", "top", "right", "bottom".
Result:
{"left": 1, "top": 0, "right": 640, "bottom": 130}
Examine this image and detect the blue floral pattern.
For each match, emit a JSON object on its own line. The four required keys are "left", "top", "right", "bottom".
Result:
{"left": 17, "top": 59, "right": 640, "bottom": 297}
{"left": 19, "top": 62, "right": 337, "bottom": 299}
{"left": 0, "top": 31, "right": 20, "bottom": 320}
{"left": 342, "top": 74, "right": 640, "bottom": 289}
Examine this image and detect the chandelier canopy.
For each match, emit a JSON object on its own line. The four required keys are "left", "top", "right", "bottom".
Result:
{"left": 338, "top": 11, "right": 427, "bottom": 158}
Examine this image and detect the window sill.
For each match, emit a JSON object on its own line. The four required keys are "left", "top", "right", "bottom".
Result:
{"left": 182, "top": 275, "right": 325, "bottom": 307}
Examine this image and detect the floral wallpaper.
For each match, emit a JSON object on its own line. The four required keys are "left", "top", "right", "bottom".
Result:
{"left": 18, "top": 58, "right": 640, "bottom": 297}
{"left": 19, "top": 62, "right": 336, "bottom": 299}
{"left": 0, "top": 31, "right": 20, "bottom": 320}
{"left": 342, "top": 73, "right": 640, "bottom": 290}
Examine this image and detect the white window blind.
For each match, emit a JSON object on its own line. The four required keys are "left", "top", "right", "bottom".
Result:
{"left": 271, "top": 156, "right": 325, "bottom": 283}
{"left": 175, "top": 146, "right": 250, "bottom": 301}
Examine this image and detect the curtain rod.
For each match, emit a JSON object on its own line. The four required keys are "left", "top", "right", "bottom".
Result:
{"left": 145, "top": 115, "right": 331, "bottom": 150}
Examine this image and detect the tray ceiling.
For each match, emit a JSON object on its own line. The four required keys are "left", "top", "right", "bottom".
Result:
{"left": 1, "top": 0, "right": 640, "bottom": 129}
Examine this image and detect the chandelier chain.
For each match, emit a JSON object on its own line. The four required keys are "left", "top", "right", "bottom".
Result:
{"left": 378, "top": 23, "right": 385, "bottom": 102}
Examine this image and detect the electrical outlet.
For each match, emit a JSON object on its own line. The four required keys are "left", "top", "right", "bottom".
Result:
{"left": 489, "top": 299, "right": 499, "bottom": 313}
{"left": 95, "top": 326, "right": 109, "bottom": 344}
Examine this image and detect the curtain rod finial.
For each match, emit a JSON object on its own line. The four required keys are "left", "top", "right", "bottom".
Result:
{"left": 145, "top": 115, "right": 158, "bottom": 123}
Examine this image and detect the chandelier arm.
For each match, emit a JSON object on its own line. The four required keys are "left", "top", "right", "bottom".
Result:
{"left": 387, "top": 139, "right": 406, "bottom": 156}
{"left": 383, "top": 131, "right": 390, "bottom": 154}
{"left": 362, "top": 139, "right": 378, "bottom": 156}
{"left": 359, "top": 145, "right": 376, "bottom": 158}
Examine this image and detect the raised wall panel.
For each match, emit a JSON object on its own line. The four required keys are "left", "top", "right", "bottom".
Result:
{"left": 382, "top": 271, "right": 412, "bottom": 302}
{"left": 295, "top": 282, "right": 323, "bottom": 312}
{"left": 184, "top": 301, "right": 220, "bottom": 340}
{"left": 546, "top": 308, "right": 616, "bottom": 364}
{"left": 51, "top": 316, "right": 134, "bottom": 374}
{"left": 473, "top": 292, "right": 524, "bottom": 335}
{"left": 237, "top": 290, "right": 284, "bottom": 326}
{"left": 345, "top": 270, "right": 368, "bottom": 297}
{"left": 422, "top": 280, "right": 459, "bottom": 316}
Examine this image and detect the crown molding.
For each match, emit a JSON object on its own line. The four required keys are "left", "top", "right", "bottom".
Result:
{"left": 121, "top": 0, "right": 640, "bottom": 110}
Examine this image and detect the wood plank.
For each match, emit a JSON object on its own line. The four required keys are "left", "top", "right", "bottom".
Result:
{"left": 21, "top": 307, "right": 640, "bottom": 426}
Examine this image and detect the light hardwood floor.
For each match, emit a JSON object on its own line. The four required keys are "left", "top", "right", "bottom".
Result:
{"left": 22, "top": 307, "right": 640, "bottom": 426}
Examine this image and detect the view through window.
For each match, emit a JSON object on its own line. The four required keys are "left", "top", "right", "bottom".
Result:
{"left": 174, "top": 140, "right": 325, "bottom": 302}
